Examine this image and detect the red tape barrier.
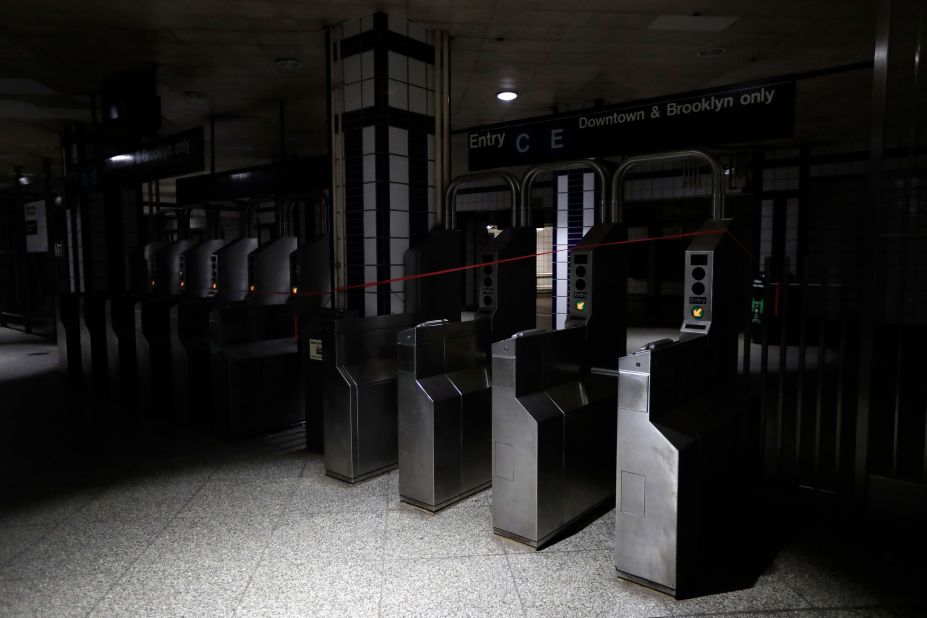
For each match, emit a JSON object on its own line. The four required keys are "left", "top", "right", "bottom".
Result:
{"left": 183, "top": 228, "right": 757, "bottom": 300}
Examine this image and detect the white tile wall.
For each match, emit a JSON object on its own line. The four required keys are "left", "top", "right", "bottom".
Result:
{"left": 537, "top": 227, "right": 553, "bottom": 292}
{"left": 364, "top": 238, "right": 377, "bottom": 266}
{"left": 361, "top": 51, "right": 375, "bottom": 80}
{"left": 362, "top": 126, "right": 375, "bottom": 154}
{"left": 343, "top": 55, "right": 361, "bottom": 84}
{"left": 363, "top": 182, "right": 376, "bottom": 209}
{"left": 344, "top": 82, "right": 362, "bottom": 112}
{"left": 362, "top": 155, "right": 376, "bottom": 183}
{"left": 361, "top": 79, "right": 375, "bottom": 108}
{"left": 409, "top": 85, "right": 427, "bottom": 114}
{"left": 389, "top": 127, "right": 408, "bottom": 155}
{"left": 389, "top": 155, "right": 409, "bottom": 183}
{"left": 390, "top": 211, "right": 409, "bottom": 239}
{"left": 389, "top": 182, "right": 409, "bottom": 211}
{"left": 388, "top": 52, "right": 408, "bottom": 81}
{"left": 553, "top": 172, "right": 594, "bottom": 329}
{"left": 388, "top": 79, "right": 408, "bottom": 110}
{"left": 389, "top": 237, "right": 409, "bottom": 262}
{"left": 363, "top": 210, "right": 377, "bottom": 238}
{"left": 409, "top": 59, "right": 426, "bottom": 87}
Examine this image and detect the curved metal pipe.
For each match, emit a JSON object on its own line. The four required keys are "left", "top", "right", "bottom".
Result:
{"left": 444, "top": 171, "right": 520, "bottom": 231}
{"left": 519, "top": 159, "right": 611, "bottom": 227}
{"left": 610, "top": 150, "right": 725, "bottom": 223}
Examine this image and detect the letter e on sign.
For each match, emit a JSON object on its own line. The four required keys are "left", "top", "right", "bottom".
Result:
{"left": 550, "top": 128, "right": 564, "bottom": 149}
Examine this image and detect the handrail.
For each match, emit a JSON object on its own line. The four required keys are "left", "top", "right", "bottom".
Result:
{"left": 443, "top": 171, "right": 521, "bottom": 230}
{"left": 519, "top": 160, "right": 611, "bottom": 226}
{"left": 610, "top": 150, "right": 725, "bottom": 223}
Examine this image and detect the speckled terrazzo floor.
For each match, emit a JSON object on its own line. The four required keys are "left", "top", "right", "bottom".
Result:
{"left": 1, "top": 327, "right": 926, "bottom": 617}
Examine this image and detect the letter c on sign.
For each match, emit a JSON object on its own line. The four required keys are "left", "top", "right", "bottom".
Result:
{"left": 516, "top": 133, "right": 530, "bottom": 153}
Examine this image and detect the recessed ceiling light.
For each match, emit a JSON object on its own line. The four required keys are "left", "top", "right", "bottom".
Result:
{"left": 274, "top": 57, "right": 303, "bottom": 71}
{"left": 697, "top": 47, "right": 727, "bottom": 57}
{"left": 497, "top": 90, "right": 518, "bottom": 102}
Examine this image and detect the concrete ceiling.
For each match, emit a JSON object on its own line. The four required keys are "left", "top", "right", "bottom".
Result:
{"left": 0, "top": 0, "right": 876, "bottom": 180}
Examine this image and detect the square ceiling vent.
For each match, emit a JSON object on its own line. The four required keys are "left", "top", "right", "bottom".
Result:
{"left": 648, "top": 14, "right": 740, "bottom": 33}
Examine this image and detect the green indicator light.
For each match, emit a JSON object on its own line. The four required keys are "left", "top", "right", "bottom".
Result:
{"left": 691, "top": 305, "right": 704, "bottom": 319}
{"left": 575, "top": 301, "right": 586, "bottom": 312}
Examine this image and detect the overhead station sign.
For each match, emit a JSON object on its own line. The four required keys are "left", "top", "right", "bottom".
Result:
{"left": 103, "top": 127, "right": 205, "bottom": 183}
{"left": 467, "top": 78, "right": 795, "bottom": 170}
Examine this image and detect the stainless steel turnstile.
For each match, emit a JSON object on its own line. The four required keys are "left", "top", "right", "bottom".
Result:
{"left": 210, "top": 236, "right": 304, "bottom": 434}
{"left": 169, "top": 239, "right": 232, "bottom": 422}
{"left": 309, "top": 224, "right": 463, "bottom": 481}
{"left": 397, "top": 172, "right": 539, "bottom": 511}
{"left": 491, "top": 327, "right": 617, "bottom": 547}
{"left": 212, "top": 237, "right": 258, "bottom": 302}
{"left": 133, "top": 240, "right": 196, "bottom": 415}
{"left": 398, "top": 319, "right": 493, "bottom": 510}
{"left": 613, "top": 152, "right": 742, "bottom": 598}
{"left": 314, "top": 312, "right": 418, "bottom": 482}
{"left": 490, "top": 160, "right": 627, "bottom": 547}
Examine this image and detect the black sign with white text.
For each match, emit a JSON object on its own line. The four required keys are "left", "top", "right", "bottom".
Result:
{"left": 102, "top": 127, "right": 205, "bottom": 183}
{"left": 467, "top": 78, "right": 795, "bottom": 170}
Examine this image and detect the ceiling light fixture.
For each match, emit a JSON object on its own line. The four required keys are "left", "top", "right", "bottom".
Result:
{"left": 274, "top": 57, "right": 304, "bottom": 71}
{"left": 496, "top": 90, "right": 518, "bottom": 102}
{"left": 698, "top": 47, "right": 727, "bottom": 57}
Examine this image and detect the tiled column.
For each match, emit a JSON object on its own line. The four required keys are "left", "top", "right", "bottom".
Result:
{"left": 552, "top": 172, "right": 596, "bottom": 329}
{"left": 330, "top": 12, "right": 439, "bottom": 316}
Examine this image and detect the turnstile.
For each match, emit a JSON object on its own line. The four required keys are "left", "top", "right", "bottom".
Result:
{"left": 78, "top": 292, "right": 109, "bottom": 395}
{"left": 289, "top": 235, "right": 332, "bottom": 453}
{"left": 309, "top": 225, "right": 462, "bottom": 481}
{"left": 613, "top": 152, "right": 744, "bottom": 597}
{"left": 310, "top": 311, "right": 418, "bottom": 483}
{"left": 489, "top": 161, "right": 627, "bottom": 547}
{"left": 212, "top": 237, "right": 258, "bottom": 302}
{"left": 133, "top": 239, "right": 196, "bottom": 416}
{"left": 397, "top": 171, "right": 536, "bottom": 511}
{"left": 211, "top": 236, "right": 304, "bottom": 434}
{"left": 104, "top": 293, "right": 139, "bottom": 403}
{"left": 491, "top": 326, "right": 617, "bottom": 547}
{"left": 397, "top": 319, "right": 493, "bottom": 510}
{"left": 56, "top": 292, "right": 82, "bottom": 386}
{"left": 167, "top": 239, "right": 231, "bottom": 424}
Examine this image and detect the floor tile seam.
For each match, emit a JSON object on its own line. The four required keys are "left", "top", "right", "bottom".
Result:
{"left": 84, "top": 470, "right": 212, "bottom": 617}
{"left": 386, "top": 504, "right": 489, "bottom": 512}
{"left": 668, "top": 598, "right": 828, "bottom": 617}
{"left": 504, "top": 546, "right": 614, "bottom": 558}
{"left": 0, "top": 490, "right": 106, "bottom": 574}
{"left": 377, "top": 500, "right": 388, "bottom": 618}
{"left": 0, "top": 526, "right": 54, "bottom": 570}
{"left": 230, "top": 468, "right": 306, "bottom": 617}
{"left": 502, "top": 547, "right": 529, "bottom": 617}
{"left": 779, "top": 575, "right": 817, "bottom": 610}
{"left": 669, "top": 607, "right": 864, "bottom": 618}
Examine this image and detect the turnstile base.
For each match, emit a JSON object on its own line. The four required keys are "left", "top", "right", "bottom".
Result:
{"left": 493, "top": 494, "right": 615, "bottom": 550}
{"left": 615, "top": 569, "right": 677, "bottom": 598}
{"left": 325, "top": 463, "right": 397, "bottom": 485}
{"left": 400, "top": 480, "right": 491, "bottom": 513}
